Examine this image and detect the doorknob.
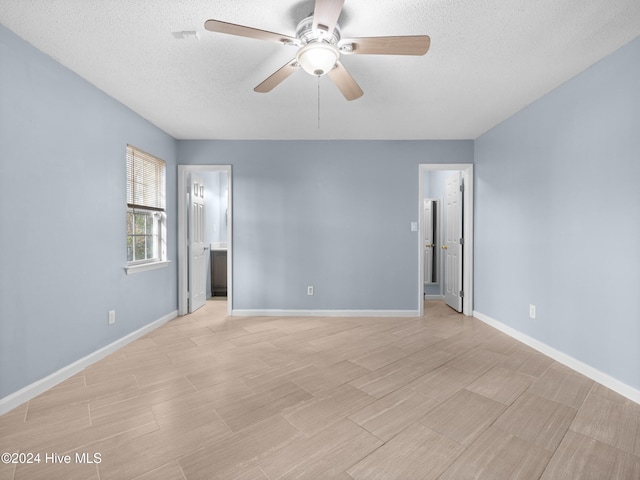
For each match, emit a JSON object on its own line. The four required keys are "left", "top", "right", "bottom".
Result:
{"left": 425, "top": 243, "right": 434, "bottom": 248}
{"left": 441, "top": 245, "right": 448, "bottom": 250}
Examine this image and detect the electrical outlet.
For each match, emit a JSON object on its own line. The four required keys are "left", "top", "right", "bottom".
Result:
{"left": 307, "top": 286, "right": 314, "bottom": 296}
{"left": 529, "top": 304, "right": 536, "bottom": 319}
{"left": 108, "top": 310, "right": 116, "bottom": 325}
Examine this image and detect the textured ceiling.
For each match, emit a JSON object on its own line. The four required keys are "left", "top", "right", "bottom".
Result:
{"left": 1, "top": 0, "right": 639, "bottom": 140}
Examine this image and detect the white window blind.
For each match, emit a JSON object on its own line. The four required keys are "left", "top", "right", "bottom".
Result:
{"left": 126, "top": 145, "right": 166, "bottom": 211}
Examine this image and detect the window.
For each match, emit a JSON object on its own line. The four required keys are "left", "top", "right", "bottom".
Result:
{"left": 125, "top": 145, "right": 168, "bottom": 274}
{"left": 126, "top": 210, "right": 161, "bottom": 262}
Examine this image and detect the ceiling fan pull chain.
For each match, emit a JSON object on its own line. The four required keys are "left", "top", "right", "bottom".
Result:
{"left": 317, "top": 75, "right": 321, "bottom": 129}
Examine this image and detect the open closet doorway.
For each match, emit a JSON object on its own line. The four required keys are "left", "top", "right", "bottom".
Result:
{"left": 178, "top": 165, "right": 232, "bottom": 316}
{"left": 418, "top": 164, "right": 473, "bottom": 317}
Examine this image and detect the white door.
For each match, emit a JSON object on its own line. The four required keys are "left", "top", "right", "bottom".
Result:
{"left": 444, "top": 172, "right": 463, "bottom": 312}
{"left": 424, "top": 200, "right": 435, "bottom": 283}
{"left": 189, "top": 174, "right": 207, "bottom": 313}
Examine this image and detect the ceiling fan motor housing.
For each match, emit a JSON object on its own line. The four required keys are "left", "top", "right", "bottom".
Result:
{"left": 296, "top": 14, "right": 341, "bottom": 45}
{"left": 295, "top": 15, "right": 341, "bottom": 76}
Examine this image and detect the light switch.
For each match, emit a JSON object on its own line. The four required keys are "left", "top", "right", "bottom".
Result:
{"left": 410, "top": 222, "right": 418, "bottom": 232}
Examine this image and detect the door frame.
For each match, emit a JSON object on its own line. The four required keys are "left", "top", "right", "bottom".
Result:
{"left": 418, "top": 164, "right": 473, "bottom": 317}
{"left": 178, "top": 165, "right": 232, "bottom": 316}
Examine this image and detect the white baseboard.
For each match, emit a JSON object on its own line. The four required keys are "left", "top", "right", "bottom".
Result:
{"left": 424, "top": 295, "right": 444, "bottom": 301}
{"left": 231, "top": 309, "right": 421, "bottom": 318}
{"left": 0, "top": 310, "right": 178, "bottom": 416}
{"left": 473, "top": 310, "right": 640, "bottom": 405}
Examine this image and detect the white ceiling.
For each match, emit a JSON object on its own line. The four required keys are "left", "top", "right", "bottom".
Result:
{"left": 1, "top": 1, "right": 639, "bottom": 140}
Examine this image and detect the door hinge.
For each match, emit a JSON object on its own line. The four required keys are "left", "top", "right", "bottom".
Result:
{"left": 459, "top": 183, "right": 464, "bottom": 193}
{"left": 459, "top": 290, "right": 464, "bottom": 298}
{"left": 459, "top": 237, "right": 464, "bottom": 245}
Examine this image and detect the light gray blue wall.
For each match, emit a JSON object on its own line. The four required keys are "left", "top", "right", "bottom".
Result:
{"left": 474, "top": 37, "right": 640, "bottom": 390}
{"left": 177, "top": 141, "right": 473, "bottom": 311}
{"left": 0, "top": 25, "right": 178, "bottom": 399}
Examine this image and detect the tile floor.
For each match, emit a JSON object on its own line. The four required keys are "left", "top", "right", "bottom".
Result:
{"left": 1, "top": 300, "right": 639, "bottom": 479}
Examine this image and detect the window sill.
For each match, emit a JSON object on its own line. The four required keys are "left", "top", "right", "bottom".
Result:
{"left": 125, "top": 260, "right": 171, "bottom": 275}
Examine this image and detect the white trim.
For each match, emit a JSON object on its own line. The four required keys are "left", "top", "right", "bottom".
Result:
{"left": 124, "top": 260, "right": 171, "bottom": 275}
{"left": 473, "top": 310, "right": 640, "bottom": 405}
{"left": 424, "top": 295, "right": 444, "bottom": 301}
{"left": 0, "top": 310, "right": 177, "bottom": 416}
{"left": 231, "top": 309, "right": 421, "bottom": 318}
{"left": 418, "top": 164, "right": 474, "bottom": 317}
{"left": 178, "top": 165, "right": 233, "bottom": 317}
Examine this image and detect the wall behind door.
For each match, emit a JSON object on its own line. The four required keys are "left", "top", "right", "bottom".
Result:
{"left": 178, "top": 140, "right": 474, "bottom": 313}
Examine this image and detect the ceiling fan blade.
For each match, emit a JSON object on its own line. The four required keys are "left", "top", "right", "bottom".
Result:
{"left": 204, "top": 19, "right": 297, "bottom": 45}
{"left": 341, "top": 35, "right": 431, "bottom": 55}
{"left": 254, "top": 59, "right": 299, "bottom": 93}
{"left": 327, "top": 61, "right": 363, "bottom": 101}
{"left": 312, "top": 0, "right": 345, "bottom": 36}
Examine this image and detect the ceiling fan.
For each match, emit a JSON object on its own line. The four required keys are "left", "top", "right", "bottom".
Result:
{"left": 204, "top": 0, "right": 430, "bottom": 100}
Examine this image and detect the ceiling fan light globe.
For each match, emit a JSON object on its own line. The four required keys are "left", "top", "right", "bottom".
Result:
{"left": 296, "top": 43, "right": 339, "bottom": 76}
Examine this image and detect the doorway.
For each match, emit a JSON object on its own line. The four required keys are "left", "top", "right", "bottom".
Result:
{"left": 418, "top": 164, "right": 473, "bottom": 317}
{"left": 178, "top": 165, "right": 232, "bottom": 316}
